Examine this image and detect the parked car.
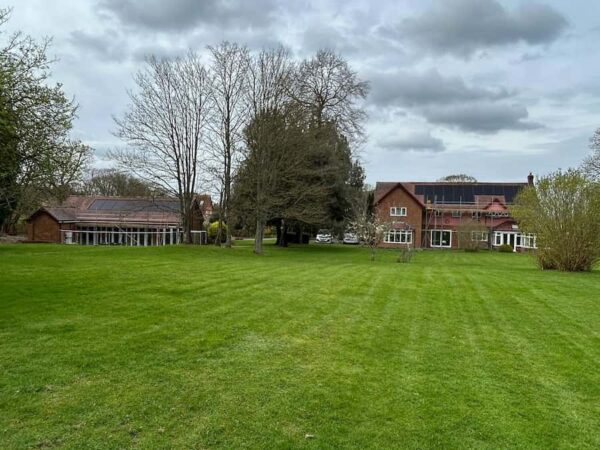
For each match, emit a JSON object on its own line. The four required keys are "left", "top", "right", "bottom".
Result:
{"left": 315, "top": 229, "right": 332, "bottom": 243}
{"left": 343, "top": 232, "right": 359, "bottom": 245}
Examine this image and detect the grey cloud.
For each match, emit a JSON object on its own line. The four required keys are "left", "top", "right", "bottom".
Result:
{"left": 421, "top": 103, "right": 544, "bottom": 133}
{"left": 369, "top": 69, "right": 511, "bottom": 107}
{"left": 378, "top": 131, "right": 446, "bottom": 152}
{"left": 69, "top": 30, "right": 127, "bottom": 62}
{"left": 97, "top": 0, "right": 277, "bottom": 31}
{"left": 388, "top": 0, "right": 567, "bottom": 57}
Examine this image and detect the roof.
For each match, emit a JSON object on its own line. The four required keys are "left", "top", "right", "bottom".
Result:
{"left": 375, "top": 181, "right": 527, "bottom": 207}
{"left": 374, "top": 182, "right": 425, "bottom": 207}
{"left": 27, "top": 195, "right": 212, "bottom": 226}
{"left": 31, "top": 207, "right": 77, "bottom": 223}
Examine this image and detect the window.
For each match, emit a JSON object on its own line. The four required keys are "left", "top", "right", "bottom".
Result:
{"left": 494, "top": 232, "right": 503, "bottom": 246}
{"left": 384, "top": 230, "right": 413, "bottom": 244}
{"left": 431, "top": 230, "right": 452, "bottom": 247}
{"left": 434, "top": 210, "right": 443, "bottom": 217}
{"left": 390, "top": 206, "right": 407, "bottom": 217}
{"left": 488, "top": 211, "right": 509, "bottom": 218}
{"left": 452, "top": 210, "right": 461, "bottom": 218}
{"left": 471, "top": 231, "right": 488, "bottom": 242}
{"left": 519, "top": 233, "right": 537, "bottom": 249}
{"left": 472, "top": 211, "right": 481, "bottom": 220}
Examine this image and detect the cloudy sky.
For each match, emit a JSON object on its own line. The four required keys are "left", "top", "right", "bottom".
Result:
{"left": 3, "top": 0, "right": 599, "bottom": 184}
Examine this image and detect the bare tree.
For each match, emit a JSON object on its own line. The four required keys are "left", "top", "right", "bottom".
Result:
{"left": 110, "top": 53, "right": 210, "bottom": 244}
{"left": 582, "top": 128, "right": 600, "bottom": 180}
{"left": 241, "top": 47, "right": 293, "bottom": 254}
{"left": 207, "top": 42, "right": 250, "bottom": 247}
{"left": 291, "top": 49, "right": 369, "bottom": 140}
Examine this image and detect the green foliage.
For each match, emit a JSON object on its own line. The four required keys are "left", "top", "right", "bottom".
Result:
{"left": 1, "top": 245, "right": 599, "bottom": 448}
{"left": 511, "top": 169, "right": 600, "bottom": 271}
{"left": 498, "top": 244, "right": 513, "bottom": 253}
{"left": 0, "top": 9, "right": 90, "bottom": 230}
{"left": 207, "top": 221, "right": 227, "bottom": 243}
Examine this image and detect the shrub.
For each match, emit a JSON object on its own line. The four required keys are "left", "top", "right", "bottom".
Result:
{"left": 498, "top": 244, "right": 513, "bottom": 253}
{"left": 511, "top": 169, "right": 600, "bottom": 271}
{"left": 207, "top": 221, "right": 227, "bottom": 243}
{"left": 455, "top": 219, "right": 488, "bottom": 252}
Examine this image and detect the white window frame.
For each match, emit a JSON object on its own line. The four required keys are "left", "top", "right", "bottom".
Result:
{"left": 430, "top": 230, "right": 452, "bottom": 248}
{"left": 472, "top": 211, "right": 481, "bottom": 220}
{"left": 384, "top": 229, "right": 413, "bottom": 244}
{"left": 518, "top": 233, "right": 537, "bottom": 249}
{"left": 390, "top": 206, "right": 407, "bottom": 217}
{"left": 452, "top": 210, "right": 461, "bottom": 218}
{"left": 434, "top": 210, "right": 443, "bottom": 217}
{"left": 494, "top": 232, "right": 503, "bottom": 246}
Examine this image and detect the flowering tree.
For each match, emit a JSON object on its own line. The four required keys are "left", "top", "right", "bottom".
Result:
{"left": 351, "top": 210, "right": 391, "bottom": 261}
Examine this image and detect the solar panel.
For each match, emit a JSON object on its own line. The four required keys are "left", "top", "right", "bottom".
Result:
{"left": 88, "top": 199, "right": 180, "bottom": 212}
{"left": 414, "top": 183, "right": 525, "bottom": 204}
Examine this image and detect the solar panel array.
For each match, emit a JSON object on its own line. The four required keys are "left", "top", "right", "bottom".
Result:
{"left": 414, "top": 184, "right": 525, "bottom": 204}
{"left": 88, "top": 199, "right": 180, "bottom": 212}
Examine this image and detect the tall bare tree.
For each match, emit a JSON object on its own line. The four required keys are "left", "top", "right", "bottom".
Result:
{"left": 241, "top": 47, "right": 293, "bottom": 254}
{"left": 291, "top": 49, "right": 369, "bottom": 140}
{"left": 207, "top": 42, "right": 250, "bottom": 247}
{"left": 110, "top": 53, "right": 210, "bottom": 243}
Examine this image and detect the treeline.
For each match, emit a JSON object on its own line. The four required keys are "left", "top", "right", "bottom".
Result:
{"left": 111, "top": 44, "right": 369, "bottom": 252}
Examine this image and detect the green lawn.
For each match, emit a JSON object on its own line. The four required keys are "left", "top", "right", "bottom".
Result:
{"left": 1, "top": 243, "right": 599, "bottom": 449}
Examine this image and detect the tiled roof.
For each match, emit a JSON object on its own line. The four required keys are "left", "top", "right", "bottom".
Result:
{"left": 28, "top": 195, "right": 212, "bottom": 226}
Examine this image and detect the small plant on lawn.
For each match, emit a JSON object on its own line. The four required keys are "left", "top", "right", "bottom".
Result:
{"left": 498, "top": 244, "right": 513, "bottom": 253}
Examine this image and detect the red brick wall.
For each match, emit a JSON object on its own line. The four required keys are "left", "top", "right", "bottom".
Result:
{"left": 375, "top": 186, "right": 423, "bottom": 248}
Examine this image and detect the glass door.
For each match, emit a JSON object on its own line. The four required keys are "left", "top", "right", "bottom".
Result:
{"left": 431, "top": 230, "right": 452, "bottom": 248}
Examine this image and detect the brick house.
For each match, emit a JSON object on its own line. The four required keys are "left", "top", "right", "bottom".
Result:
{"left": 374, "top": 174, "right": 536, "bottom": 251}
{"left": 26, "top": 195, "right": 212, "bottom": 245}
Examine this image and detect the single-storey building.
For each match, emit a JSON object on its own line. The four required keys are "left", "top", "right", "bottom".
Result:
{"left": 26, "top": 195, "right": 212, "bottom": 245}
{"left": 374, "top": 174, "right": 536, "bottom": 251}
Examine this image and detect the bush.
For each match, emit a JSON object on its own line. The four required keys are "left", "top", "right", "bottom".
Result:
{"left": 455, "top": 219, "right": 488, "bottom": 252}
{"left": 207, "top": 221, "right": 227, "bottom": 243}
{"left": 511, "top": 169, "right": 600, "bottom": 271}
{"left": 498, "top": 244, "right": 513, "bottom": 253}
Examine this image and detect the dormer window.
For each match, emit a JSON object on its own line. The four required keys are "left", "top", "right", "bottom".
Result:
{"left": 390, "top": 207, "right": 407, "bottom": 217}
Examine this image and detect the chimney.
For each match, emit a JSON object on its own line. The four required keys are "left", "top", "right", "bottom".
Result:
{"left": 527, "top": 172, "right": 534, "bottom": 186}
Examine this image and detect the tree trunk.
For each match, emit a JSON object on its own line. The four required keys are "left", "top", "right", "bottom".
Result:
{"left": 275, "top": 220, "right": 282, "bottom": 246}
{"left": 254, "top": 218, "right": 264, "bottom": 254}
{"left": 280, "top": 221, "right": 288, "bottom": 247}
{"left": 215, "top": 190, "right": 224, "bottom": 246}
{"left": 224, "top": 164, "right": 232, "bottom": 248}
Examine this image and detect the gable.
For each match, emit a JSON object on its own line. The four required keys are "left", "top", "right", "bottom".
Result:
{"left": 374, "top": 182, "right": 424, "bottom": 208}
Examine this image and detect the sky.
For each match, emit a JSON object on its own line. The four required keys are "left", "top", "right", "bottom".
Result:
{"left": 2, "top": 0, "right": 599, "bottom": 185}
